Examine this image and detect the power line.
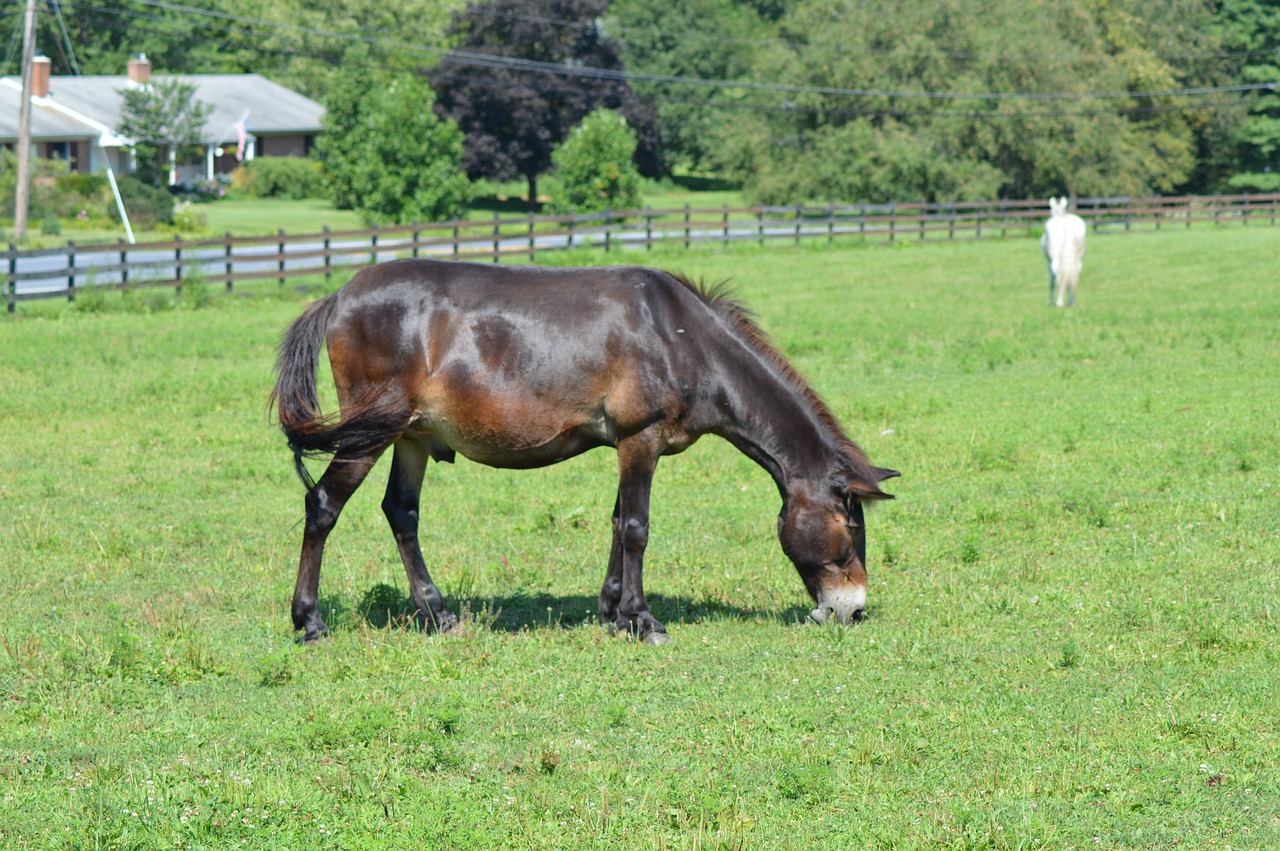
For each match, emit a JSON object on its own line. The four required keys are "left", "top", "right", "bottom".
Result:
{"left": 32, "top": 5, "right": 1270, "bottom": 122}
{"left": 98, "top": 0, "right": 1278, "bottom": 103}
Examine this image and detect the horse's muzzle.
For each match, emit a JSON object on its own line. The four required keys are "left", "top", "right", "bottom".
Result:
{"left": 809, "top": 584, "right": 867, "bottom": 625}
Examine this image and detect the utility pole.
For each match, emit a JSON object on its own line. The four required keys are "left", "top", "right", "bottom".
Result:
{"left": 14, "top": 0, "right": 39, "bottom": 242}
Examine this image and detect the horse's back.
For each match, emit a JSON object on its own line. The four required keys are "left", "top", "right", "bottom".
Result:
{"left": 323, "top": 260, "right": 714, "bottom": 467}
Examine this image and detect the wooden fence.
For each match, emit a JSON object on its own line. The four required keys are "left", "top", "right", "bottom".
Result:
{"left": 7, "top": 192, "right": 1279, "bottom": 311}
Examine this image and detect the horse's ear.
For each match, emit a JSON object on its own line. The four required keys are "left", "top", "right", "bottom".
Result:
{"left": 843, "top": 468, "right": 899, "bottom": 502}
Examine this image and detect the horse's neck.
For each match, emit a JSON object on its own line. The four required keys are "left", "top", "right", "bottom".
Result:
{"left": 710, "top": 349, "right": 842, "bottom": 496}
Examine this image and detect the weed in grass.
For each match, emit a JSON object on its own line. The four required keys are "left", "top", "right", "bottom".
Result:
{"left": 357, "top": 582, "right": 412, "bottom": 630}
{"left": 257, "top": 650, "right": 295, "bottom": 687}
{"left": 178, "top": 272, "right": 212, "bottom": 309}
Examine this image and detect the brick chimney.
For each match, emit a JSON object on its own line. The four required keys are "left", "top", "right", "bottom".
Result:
{"left": 32, "top": 55, "right": 51, "bottom": 98}
{"left": 127, "top": 53, "right": 151, "bottom": 84}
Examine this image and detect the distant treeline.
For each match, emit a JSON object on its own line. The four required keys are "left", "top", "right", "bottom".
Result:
{"left": 19, "top": 0, "right": 1278, "bottom": 203}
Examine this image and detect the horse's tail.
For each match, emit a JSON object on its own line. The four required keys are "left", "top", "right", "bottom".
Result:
{"left": 269, "top": 293, "right": 410, "bottom": 490}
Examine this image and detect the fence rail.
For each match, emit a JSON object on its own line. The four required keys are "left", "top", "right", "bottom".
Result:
{"left": 7, "top": 192, "right": 1279, "bottom": 311}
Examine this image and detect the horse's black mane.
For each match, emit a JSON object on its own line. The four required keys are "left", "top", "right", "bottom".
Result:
{"left": 668, "top": 271, "right": 878, "bottom": 478}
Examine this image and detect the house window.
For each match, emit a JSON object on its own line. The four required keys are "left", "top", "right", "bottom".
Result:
{"left": 45, "top": 141, "right": 74, "bottom": 170}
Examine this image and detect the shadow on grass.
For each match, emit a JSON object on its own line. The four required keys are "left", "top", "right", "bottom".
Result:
{"left": 667, "top": 174, "right": 741, "bottom": 193}
{"left": 468, "top": 194, "right": 543, "bottom": 215}
{"left": 347, "top": 583, "right": 811, "bottom": 635}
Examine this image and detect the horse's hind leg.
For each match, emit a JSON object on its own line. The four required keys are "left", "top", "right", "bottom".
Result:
{"left": 294, "top": 453, "right": 381, "bottom": 641}
{"left": 382, "top": 439, "right": 456, "bottom": 633}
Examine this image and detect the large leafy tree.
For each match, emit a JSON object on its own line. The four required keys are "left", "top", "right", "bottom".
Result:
{"left": 606, "top": 0, "right": 779, "bottom": 174}
{"left": 704, "top": 0, "right": 1220, "bottom": 203}
{"left": 316, "top": 62, "right": 472, "bottom": 224}
{"left": 116, "top": 78, "right": 213, "bottom": 187}
{"left": 428, "top": 0, "right": 660, "bottom": 209}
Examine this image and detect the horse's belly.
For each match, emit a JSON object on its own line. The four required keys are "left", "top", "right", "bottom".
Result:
{"left": 411, "top": 391, "right": 612, "bottom": 469}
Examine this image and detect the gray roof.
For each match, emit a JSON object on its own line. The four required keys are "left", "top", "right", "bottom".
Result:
{"left": 0, "top": 82, "right": 101, "bottom": 140}
{"left": 0, "top": 73, "right": 325, "bottom": 144}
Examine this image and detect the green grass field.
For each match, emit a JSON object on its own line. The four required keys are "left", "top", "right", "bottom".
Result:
{"left": 2, "top": 225, "right": 1277, "bottom": 848}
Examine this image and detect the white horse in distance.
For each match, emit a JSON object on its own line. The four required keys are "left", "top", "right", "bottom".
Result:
{"left": 1040, "top": 196, "right": 1087, "bottom": 307}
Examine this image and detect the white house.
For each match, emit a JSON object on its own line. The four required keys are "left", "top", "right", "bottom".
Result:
{"left": 0, "top": 55, "right": 325, "bottom": 184}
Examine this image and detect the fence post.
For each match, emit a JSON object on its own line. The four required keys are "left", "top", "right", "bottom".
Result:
{"left": 684, "top": 204, "right": 691, "bottom": 250}
{"left": 568, "top": 215, "right": 575, "bottom": 250}
{"left": 605, "top": 207, "right": 613, "bottom": 253}
{"left": 322, "top": 226, "right": 331, "bottom": 285}
{"left": 492, "top": 212, "right": 500, "bottom": 263}
{"left": 370, "top": 223, "right": 378, "bottom": 265}
{"left": 889, "top": 203, "right": 896, "bottom": 243}
{"left": 224, "top": 231, "right": 234, "bottom": 292}
{"left": 828, "top": 202, "right": 835, "bottom": 244}
{"left": 948, "top": 203, "right": 956, "bottom": 240}
{"left": 278, "top": 228, "right": 286, "bottom": 287}
{"left": 1243, "top": 192, "right": 1249, "bottom": 227}
{"left": 645, "top": 209, "right": 653, "bottom": 251}
{"left": 919, "top": 202, "right": 926, "bottom": 240}
{"left": 67, "top": 241, "right": 76, "bottom": 303}
{"left": 975, "top": 203, "right": 983, "bottom": 239}
{"left": 174, "top": 235, "right": 182, "bottom": 297}
{"left": 1273, "top": 193, "right": 1278, "bottom": 227}
{"left": 412, "top": 225, "right": 421, "bottom": 258}
{"left": 757, "top": 207, "right": 764, "bottom": 246}
{"left": 1214, "top": 194, "right": 1221, "bottom": 227}
{"left": 528, "top": 212, "right": 536, "bottom": 261}
{"left": 452, "top": 217, "right": 460, "bottom": 259}
{"left": 7, "top": 243, "right": 14, "bottom": 313}
{"left": 120, "top": 240, "right": 128, "bottom": 289}
{"left": 794, "top": 204, "right": 803, "bottom": 245}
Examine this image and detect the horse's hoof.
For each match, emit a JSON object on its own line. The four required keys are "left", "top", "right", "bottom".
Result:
{"left": 429, "top": 611, "right": 459, "bottom": 634}
{"left": 299, "top": 629, "right": 327, "bottom": 644}
{"left": 642, "top": 631, "right": 671, "bottom": 646}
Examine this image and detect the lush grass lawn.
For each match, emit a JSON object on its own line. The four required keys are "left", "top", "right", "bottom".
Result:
{"left": 2, "top": 226, "right": 1277, "bottom": 848}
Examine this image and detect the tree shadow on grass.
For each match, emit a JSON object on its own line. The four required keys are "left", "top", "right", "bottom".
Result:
{"left": 347, "top": 583, "right": 812, "bottom": 635}
{"left": 468, "top": 194, "right": 544, "bottom": 215}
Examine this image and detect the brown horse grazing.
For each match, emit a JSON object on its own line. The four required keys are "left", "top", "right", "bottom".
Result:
{"left": 272, "top": 259, "right": 897, "bottom": 645}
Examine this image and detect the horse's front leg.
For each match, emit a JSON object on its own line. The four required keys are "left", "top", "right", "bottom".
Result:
{"left": 600, "top": 433, "right": 668, "bottom": 645}
{"left": 599, "top": 493, "right": 624, "bottom": 624}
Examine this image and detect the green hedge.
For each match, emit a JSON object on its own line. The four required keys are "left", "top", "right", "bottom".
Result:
{"left": 232, "top": 156, "right": 324, "bottom": 200}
